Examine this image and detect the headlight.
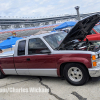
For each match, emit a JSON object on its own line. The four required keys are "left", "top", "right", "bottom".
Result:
{"left": 99, "top": 54, "right": 100, "bottom": 58}
{"left": 96, "top": 54, "right": 98, "bottom": 59}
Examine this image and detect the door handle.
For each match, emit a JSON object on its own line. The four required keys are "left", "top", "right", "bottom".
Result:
{"left": 27, "top": 58, "right": 30, "bottom": 61}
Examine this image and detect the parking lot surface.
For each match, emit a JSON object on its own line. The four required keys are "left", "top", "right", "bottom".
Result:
{"left": 0, "top": 75, "right": 100, "bottom": 100}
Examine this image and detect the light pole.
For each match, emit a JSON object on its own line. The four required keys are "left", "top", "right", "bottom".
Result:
{"left": 75, "top": 6, "right": 80, "bottom": 20}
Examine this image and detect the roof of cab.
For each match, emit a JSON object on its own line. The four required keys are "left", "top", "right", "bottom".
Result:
{"left": 17, "top": 31, "right": 59, "bottom": 42}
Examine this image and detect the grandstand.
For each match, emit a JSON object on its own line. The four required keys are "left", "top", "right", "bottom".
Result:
{"left": 0, "top": 12, "right": 100, "bottom": 40}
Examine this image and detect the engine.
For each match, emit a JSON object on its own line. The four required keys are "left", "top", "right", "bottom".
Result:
{"left": 65, "top": 40, "right": 100, "bottom": 52}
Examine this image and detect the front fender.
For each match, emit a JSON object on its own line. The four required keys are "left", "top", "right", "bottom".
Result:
{"left": 57, "top": 57, "right": 92, "bottom": 76}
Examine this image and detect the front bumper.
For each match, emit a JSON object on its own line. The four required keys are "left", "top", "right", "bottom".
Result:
{"left": 89, "top": 66, "right": 100, "bottom": 77}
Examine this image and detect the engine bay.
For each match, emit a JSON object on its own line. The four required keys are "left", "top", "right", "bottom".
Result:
{"left": 64, "top": 40, "right": 100, "bottom": 52}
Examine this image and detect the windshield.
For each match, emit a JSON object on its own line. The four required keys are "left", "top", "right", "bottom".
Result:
{"left": 44, "top": 32, "right": 67, "bottom": 49}
{"left": 93, "top": 25, "right": 100, "bottom": 33}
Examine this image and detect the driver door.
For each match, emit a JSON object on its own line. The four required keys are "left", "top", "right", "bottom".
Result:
{"left": 26, "top": 38, "right": 57, "bottom": 76}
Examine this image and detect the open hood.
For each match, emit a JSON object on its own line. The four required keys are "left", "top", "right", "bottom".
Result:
{"left": 58, "top": 14, "right": 100, "bottom": 49}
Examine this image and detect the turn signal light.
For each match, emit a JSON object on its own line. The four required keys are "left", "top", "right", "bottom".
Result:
{"left": 93, "top": 62, "right": 97, "bottom": 67}
{"left": 92, "top": 55, "right": 96, "bottom": 60}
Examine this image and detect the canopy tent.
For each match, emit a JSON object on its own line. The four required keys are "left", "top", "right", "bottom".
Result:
{"left": 0, "top": 36, "right": 22, "bottom": 49}
{"left": 53, "top": 21, "right": 77, "bottom": 30}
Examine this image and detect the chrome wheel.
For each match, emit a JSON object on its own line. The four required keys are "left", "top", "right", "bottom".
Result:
{"left": 68, "top": 67, "right": 83, "bottom": 82}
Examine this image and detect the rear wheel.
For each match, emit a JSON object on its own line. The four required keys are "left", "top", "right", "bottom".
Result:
{"left": 0, "top": 70, "right": 5, "bottom": 79}
{"left": 63, "top": 63, "right": 89, "bottom": 86}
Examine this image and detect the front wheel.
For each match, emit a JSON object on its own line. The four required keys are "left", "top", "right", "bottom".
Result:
{"left": 63, "top": 63, "right": 89, "bottom": 86}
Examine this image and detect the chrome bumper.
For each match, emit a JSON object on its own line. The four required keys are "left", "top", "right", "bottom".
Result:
{"left": 89, "top": 66, "right": 100, "bottom": 77}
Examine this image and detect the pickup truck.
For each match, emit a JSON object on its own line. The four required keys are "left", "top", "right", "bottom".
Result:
{"left": 0, "top": 14, "right": 100, "bottom": 86}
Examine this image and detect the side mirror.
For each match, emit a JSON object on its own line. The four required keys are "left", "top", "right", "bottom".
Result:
{"left": 40, "top": 50, "right": 51, "bottom": 54}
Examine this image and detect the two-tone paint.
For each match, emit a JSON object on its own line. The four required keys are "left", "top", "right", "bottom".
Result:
{"left": 0, "top": 32, "right": 95, "bottom": 77}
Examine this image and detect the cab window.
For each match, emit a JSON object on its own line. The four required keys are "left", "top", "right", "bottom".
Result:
{"left": 18, "top": 40, "right": 26, "bottom": 56}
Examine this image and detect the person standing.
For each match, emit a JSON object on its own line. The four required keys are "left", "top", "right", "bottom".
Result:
{"left": 0, "top": 49, "right": 2, "bottom": 53}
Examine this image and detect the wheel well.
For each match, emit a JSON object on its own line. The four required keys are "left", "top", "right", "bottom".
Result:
{"left": 60, "top": 62, "right": 89, "bottom": 77}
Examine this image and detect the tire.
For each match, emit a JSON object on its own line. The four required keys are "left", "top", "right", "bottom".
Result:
{"left": 0, "top": 70, "right": 5, "bottom": 79}
{"left": 63, "top": 63, "right": 89, "bottom": 86}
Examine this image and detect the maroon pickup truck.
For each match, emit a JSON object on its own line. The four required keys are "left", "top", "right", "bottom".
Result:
{"left": 0, "top": 14, "right": 100, "bottom": 86}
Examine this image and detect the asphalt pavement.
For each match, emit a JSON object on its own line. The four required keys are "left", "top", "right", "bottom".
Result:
{"left": 0, "top": 75, "right": 99, "bottom": 100}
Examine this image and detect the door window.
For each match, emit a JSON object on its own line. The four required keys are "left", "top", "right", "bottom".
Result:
{"left": 28, "top": 38, "right": 49, "bottom": 55}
